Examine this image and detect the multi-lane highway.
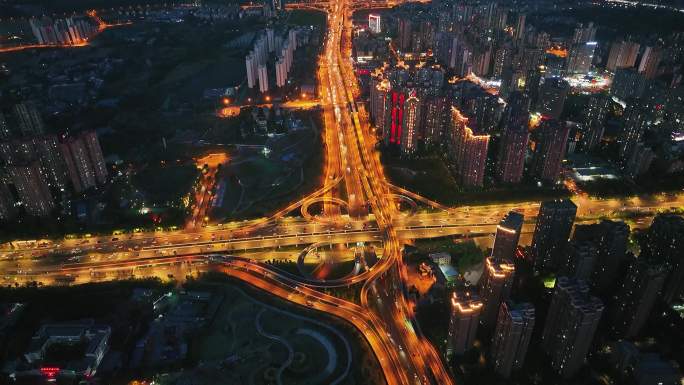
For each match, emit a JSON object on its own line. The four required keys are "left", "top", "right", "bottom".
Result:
{"left": 3, "top": 1, "right": 684, "bottom": 384}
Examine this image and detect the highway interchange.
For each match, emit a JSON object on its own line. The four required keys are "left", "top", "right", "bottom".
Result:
{"left": 2, "top": 1, "right": 684, "bottom": 384}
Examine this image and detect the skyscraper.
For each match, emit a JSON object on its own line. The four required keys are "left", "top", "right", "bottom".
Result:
{"left": 496, "top": 123, "right": 529, "bottom": 183}
{"left": 606, "top": 40, "right": 640, "bottom": 72}
{"left": 288, "top": 29, "right": 298, "bottom": 51}
{"left": 448, "top": 290, "right": 483, "bottom": 356}
{"left": 245, "top": 52, "right": 257, "bottom": 89}
{"left": 566, "top": 41, "right": 597, "bottom": 75}
{"left": 571, "top": 22, "right": 597, "bottom": 45}
{"left": 463, "top": 92, "right": 503, "bottom": 134}
{"left": 60, "top": 142, "right": 82, "bottom": 193}
{"left": 61, "top": 137, "right": 97, "bottom": 193}
{"left": 611, "top": 254, "right": 667, "bottom": 338}
{"left": 32, "top": 135, "right": 68, "bottom": 190}
{"left": 7, "top": 161, "right": 54, "bottom": 217}
{"left": 266, "top": 28, "right": 275, "bottom": 52}
{"left": 386, "top": 90, "right": 406, "bottom": 146}
{"left": 479, "top": 257, "right": 516, "bottom": 330}
{"left": 81, "top": 131, "right": 107, "bottom": 185}
{"left": 531, "top": 199, "right": 577, "bottom": 273}
{"left": 618, "top": 101, "right": 647, "bottom": 159}
{"left": 490, "top": 301, "right": 535, "bottom": 378}
{"left": 638, "top": 46, "right": 662, "bottom": 79}
{"left": 563, "top": 240, "right": 598, "bottom": 281}
{"left": 258, "top": 65, "right": 268, "bottom": 94}
{"left": 397, "top": 18, "right": 412, "bottom": 52}
{"left": 401, "top": 95, "right": 421, "bottom": 154}
{"left": 542, "top": 277, "right": 604, "bottom": 378}
{"left": 537, "top": 78, "right": 569, "bottom": 119}
{"left": 422, "top": 96, "right": 447, "bottom": 145}
{"left": 275, "top": 57, "right": 287, "bottom": 88}
{"left": 496, "top": 92, "right": 530, "bottom": 184}
{"left": 640, "top": 214, "right": 684, "bottom": 304}
{"left": 0, "top": 139, "right": 32, "bottom": 166}
{"left": 624, "top": 142, "right": 654, "bottom": 178}
{"left": 530, "top": 119, "right": 570, "bottom": 183}
{"left": 368, "top": 14, "right": 381, "bottom": 34}
{"left": 491, "top": 211, "right": 524, "bottom": 261}
{"left": 13, "top": 102, "right": 45, "bottom": 136}
{"left": 492, "top": 43, "right": 513, "bottom": 79}
{"left": 514, "top": 14, "right": 526, "bottom": 43}
{"left": 580, "top": 94, "right": 610, "bottom": 151}
{"left": 611, "top": 68, "right": 647, "bottom": 101}
{"left": 576, "top": 220, "right": 630, "bottom": 294}
{"left": 370, "top": 77, "right": 391, "bottom": 135}
{"left": 447, "top": 107, "right": 490, "bottom": 188}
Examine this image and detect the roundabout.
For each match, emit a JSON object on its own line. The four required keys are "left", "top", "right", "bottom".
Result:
{"left": 301, "top": 196, "right": 350, "bottom": 223}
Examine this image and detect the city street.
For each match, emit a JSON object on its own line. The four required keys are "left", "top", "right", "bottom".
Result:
{"left": 2, "top": 2, "right": 684, "bottom": 385}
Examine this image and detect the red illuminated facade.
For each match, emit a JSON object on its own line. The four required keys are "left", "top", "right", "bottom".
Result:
{"left": 388, "top": 91, "right": 406, "bottom": 145}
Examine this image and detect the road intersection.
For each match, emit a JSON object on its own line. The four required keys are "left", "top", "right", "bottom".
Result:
{"left": 2, "top": 1, "right": 684, "bottom": 384}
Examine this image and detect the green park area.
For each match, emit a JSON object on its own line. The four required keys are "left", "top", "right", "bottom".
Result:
{"left": 0, "top": 275, "right": 385, "bottom": 385}
{"left": 413, "top": 237, "right": 485, "bottom": 273}
{"left": 133, "top": 163, "right": 199, "bottom": 206}
{"left": 162, "top": 276, "right": 384, "bottom": 385}
{"left": 213, "top": 128, "right": 323, "bottom": 221}
{"left": 288, "top": 9, "right": 327, "bottom": 28}
{"left": 384, "top": 157, "right": 461, "bottom": 204}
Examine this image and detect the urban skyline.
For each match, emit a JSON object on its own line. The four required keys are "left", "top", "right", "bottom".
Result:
{"left": 0, "top": 0, "right": 683, "bottom": 384}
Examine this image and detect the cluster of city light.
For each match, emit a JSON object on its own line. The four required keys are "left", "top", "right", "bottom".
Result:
{"left": 563, "top": 72, "right": 612, "bottom": 93}
{"left": 0, "top": 10, "right": 131, "bottom": 53}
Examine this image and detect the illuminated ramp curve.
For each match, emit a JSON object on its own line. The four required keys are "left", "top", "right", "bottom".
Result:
{"left": 296, "top": 242, "right": 364, "bottom": 283}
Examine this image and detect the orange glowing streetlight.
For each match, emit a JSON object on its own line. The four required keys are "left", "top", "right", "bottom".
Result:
{"left": 301, "top": 92, "right": 307, "bottom": 99}
{"left": 222, "top": 97, "right": 230, "bottom": 106}
{"left": 265, "top": 95, "right": 271, "bottom": 102}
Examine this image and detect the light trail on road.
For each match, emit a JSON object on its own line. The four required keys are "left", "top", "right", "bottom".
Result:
{"left": 2, "top": 2, "right": 684, "bottom": 385}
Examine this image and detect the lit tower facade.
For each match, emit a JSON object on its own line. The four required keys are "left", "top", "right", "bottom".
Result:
{"left": 531, "top": 119, "right": 570, "bottom": 183}
{"left": 422, "top": 96, "right": 447, "bottom": 144}
{"left": 370, "top": 76, "right": 391, "bottom": 134}
{"left": 401, "top": 94, "right": 421, "bottom": 154}
{"left": 490, "top": 301, "right": 535, "bottom": 378}
{"left": 496, "top": 122, "right": 528, "bottom": 183}
{"left": 542, "top": 277, "right": 604, "bottom": 378}
{"left": 447, "top": 107, "right": 490, "bottom": 187}
{"left": 531, "top": 199, "right": 577, "bottom": 273}
{"left": 448, "top": 290, "right": 483, "bottom": 356}
{"left": 581, "top": 94, "right": 610, "bottom": 151}
{"left": 491, "top": 211, "right": 524, "bottom": 261}
{"left": 386, "top": 90, "right": 407, "bottom": 147}
{"left": 479, "top": 257, "right": 516, "bottom": 330}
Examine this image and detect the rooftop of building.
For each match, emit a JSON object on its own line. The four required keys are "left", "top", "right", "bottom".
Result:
{"left": 451, "top": 289, "right": 482, "bottom": 313}
{"left": 499, "top": 211, "right": 524, "bottom": 231}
